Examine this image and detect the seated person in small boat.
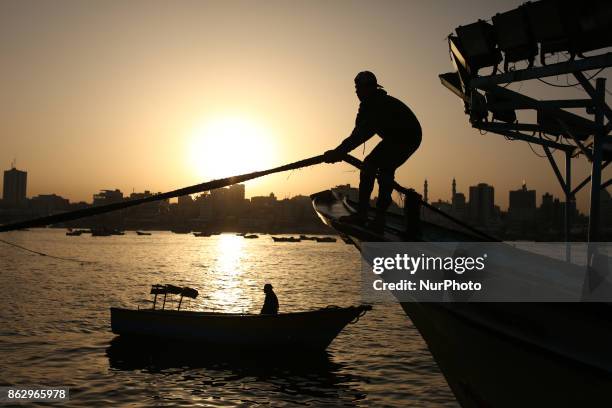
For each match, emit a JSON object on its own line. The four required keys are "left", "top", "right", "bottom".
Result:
{"left": 260, "top": 283, "right": 279, "bottom": 315}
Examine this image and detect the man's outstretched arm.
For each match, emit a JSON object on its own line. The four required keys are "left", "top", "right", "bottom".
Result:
{"left": 324, "top": 126, "right": 375, "bottom": 163}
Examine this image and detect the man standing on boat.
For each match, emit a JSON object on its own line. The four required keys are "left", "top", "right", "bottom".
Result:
{"left": 324, "top": 71, "right": 422, "bottom": 232}
{"left": 260, "top": 283, "right": 279, "bottom": 315}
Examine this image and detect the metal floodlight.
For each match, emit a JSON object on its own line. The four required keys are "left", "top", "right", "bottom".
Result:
{"left": 492, "top": 6, "right": 538, "bottom": 72}
{"left": 454, "top": 20, "right": 502, "bottom": 74}
{"left": 485, "top": 92, "right": 517, "bottom": 123}
{"left": 448, "top": 36, "right": 475, "bottom": 95}
{"left": 439, "top": 72, "right": 466, "bottom": 101}
{"left": 575, "top": 1, "right": 612, "bottom": 55}
{"left": 448, "top": 36, "right": 467, "bottom": 73}
{"left": 525, "top": 0, "right": 574, "bottom": 64}
{"left": 439, "top": 71, "right": 472, "bottom": 116}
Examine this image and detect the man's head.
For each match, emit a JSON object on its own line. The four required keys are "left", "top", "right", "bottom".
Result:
{"left": 263, "top": 283, "right": 273, "bottom": 293}
{"left": 354, "top": 71, "right": 382, "bottom": 101}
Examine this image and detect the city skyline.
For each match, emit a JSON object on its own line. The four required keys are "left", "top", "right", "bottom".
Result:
{"left": 1, "top": 1, "right": 609, "bottom": 213}
{"left": 0, "top": 163, "right": 593, "bottom": 214}
{"left": 6, "top": 165, "right": 608, "bottom": 240}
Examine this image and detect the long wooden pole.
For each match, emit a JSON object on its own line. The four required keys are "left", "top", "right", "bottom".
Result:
{"left": 1, "top": 151, "right": 498, "bottom": 242}
{"left": 0, "top": 155, "right": 325, "bottom": 232}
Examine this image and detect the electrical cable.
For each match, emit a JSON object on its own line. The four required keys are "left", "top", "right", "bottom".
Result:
{"left": 536, "top": 67, "right": 607, "bottom": 88}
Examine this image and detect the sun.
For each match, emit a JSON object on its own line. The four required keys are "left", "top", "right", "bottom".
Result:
{"left": 188, "top": 116, "right": 276, "bottom": 180}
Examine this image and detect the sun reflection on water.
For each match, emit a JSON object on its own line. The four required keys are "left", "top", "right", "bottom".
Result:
{"left": 1, "top": 229, "right": 455, "bottom": 407}
{"left": 207, "top": 234, "right": 254, "bottom": 313}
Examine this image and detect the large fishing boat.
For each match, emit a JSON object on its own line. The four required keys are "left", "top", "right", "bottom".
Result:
{"left": 312, "top": 189, "right": 612, "bottom": 407}
{"left": 332, "top": 1, "right": 612, "bottom": 405}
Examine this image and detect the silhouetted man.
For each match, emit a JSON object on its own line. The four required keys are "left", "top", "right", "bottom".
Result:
{"left": 324, "top": 71, "right": 421, "bottom": 231}
{"left": 260, "top": 283, "right": 279, "bottom": 315}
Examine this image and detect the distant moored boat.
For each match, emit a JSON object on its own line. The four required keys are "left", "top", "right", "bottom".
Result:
{"left": 315, "top": 236, "right": 337, "bottom": 243}
{"left": 272, "top": 236, "right": 301, "bottom": 242}
{"left": 91, "top": 228, "right": 112, "bottom": 237}
{"left": 299, "top": 235, "right": 317, "bottom": 241}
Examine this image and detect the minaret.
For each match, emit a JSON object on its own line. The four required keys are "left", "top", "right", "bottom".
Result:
{"left": 452, "top": 178, "right": 456, "bottom": 200}
{"left": 424, "top": 179, "right": 429, "bottom": 203}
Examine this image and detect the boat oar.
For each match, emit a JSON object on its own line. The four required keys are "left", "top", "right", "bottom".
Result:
{"left": 0, "top": 154, "right": 326, "bottom": 232}
{"left": 342, "top": 155, "right": 500, "bottom": 242}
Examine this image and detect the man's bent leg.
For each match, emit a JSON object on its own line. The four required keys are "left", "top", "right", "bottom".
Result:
{"left": 367, "top": 168, "right": 395, "bottom": 233}
{"left": 376, "top": 168, "right": 395, "bottom": 212}
{"left": 341, "top": 145, "right": 384, "bottom": 225}
{"left": 359, "top": 163, "right": 376, "bottom": 214}
{"left": 371, "top": 142, "right": 419, "bottom": 232}
{"left": 360, "top": 144, "right": 388, "bottom": 211}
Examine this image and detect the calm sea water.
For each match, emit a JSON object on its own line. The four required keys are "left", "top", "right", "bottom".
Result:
{"left": 0, "top": 229, "right": 457, "bottom": 407}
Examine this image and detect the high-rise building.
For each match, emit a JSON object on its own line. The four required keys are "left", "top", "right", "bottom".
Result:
{"left": 538, "top": 193, "right": 555, "bottom": 230}
{"left": 30, "top": 194, "right": 69, "bottom": 214}
{"left": 508, "top": 183, "right": 537, "bottom": 229}
{"left": 450, "top": 178, "right": 467, "bottom": 220}
{"left": 227, "top": 184, "right": 245, "bottom": 203}
{"left": 250, "top": 192, "right": 277, "bottom": 208}
{"left": 226, "top": 184, "right": 246, "bottom": 215}
{"left": 93, "top": 189, "right": 123, "bottom": 206}
{"left": 469, "top": 183, "right": 495, "bottom": 225}
{"left": 509, "top": 183, "right": 536, "bottom": 212}
{"left": 127, "top": 190, "right": 166, "bottom": 220}
{"left": 2, "top": 166, "right": 27, "bottom": 208}
{"left": 541, "top": 192, "right": 553, "bottom": 209}
{"left": 452, "top": 192, "right": 467, "bottom": 217}
{"left": 178, "top": 194, "right": 194, "bottom": 207}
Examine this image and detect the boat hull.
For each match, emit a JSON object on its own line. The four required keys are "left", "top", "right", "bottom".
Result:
{"left": 311, "top": 189, "right": 612, "bottom": 407}
{"left": 110, "top": 306, "right": 369, "bottom": 351}
{"left": 400, "top": 302, "right": 612, "bottom": 408}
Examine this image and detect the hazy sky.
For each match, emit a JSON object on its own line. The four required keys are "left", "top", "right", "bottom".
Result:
{"left": 0, "top": 0, "right": 609, "bottom": 211}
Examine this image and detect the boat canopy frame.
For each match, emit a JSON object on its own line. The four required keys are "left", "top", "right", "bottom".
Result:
{"left": 150, "top": 284, "right": 199, "bottom": 311}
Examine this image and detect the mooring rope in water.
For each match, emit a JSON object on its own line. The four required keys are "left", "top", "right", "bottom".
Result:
{"left": 0, "top": 238, "right": 95, "bottom": 264}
